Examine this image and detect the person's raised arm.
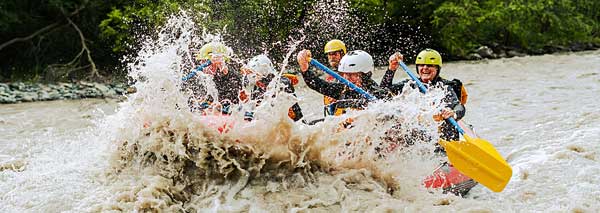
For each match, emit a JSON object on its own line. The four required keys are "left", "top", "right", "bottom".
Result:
{"left": 296, "top": 49, "right": 344, "bottom": 99}
{"left": 381, "top": 52, "right": 404, "bottom": 91}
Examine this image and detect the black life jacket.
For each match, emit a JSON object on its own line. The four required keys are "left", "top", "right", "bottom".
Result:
{"left": 441, "top": 78, "right": 467, "bottom": 105}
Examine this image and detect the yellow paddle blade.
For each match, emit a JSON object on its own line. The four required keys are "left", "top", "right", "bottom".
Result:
{"left": 439, "top": 135, "right": 513, "bottom": 192}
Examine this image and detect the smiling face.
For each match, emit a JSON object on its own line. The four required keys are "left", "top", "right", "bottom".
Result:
{"left": 417, "top": 64, "right": 439, "bottom": 83}
{"left": 327, "top": 51, "right": 344, "bottom": 68}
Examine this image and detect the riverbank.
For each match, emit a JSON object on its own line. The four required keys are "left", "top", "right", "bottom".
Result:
{"left": 2, "top": 46, "right": 598, "bottom": 105}
{"left": 462, "top": 42, "right": 600, "bottom": 60}
{"left": 0, "top": 82, "right": 132, "bottom": 104}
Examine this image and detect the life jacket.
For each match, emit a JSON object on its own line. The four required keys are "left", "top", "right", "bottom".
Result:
{"left": 323, "top": 75, "right": 337, "bottom": 116}
{"left": 331, "top": 99, "right": 367, "bottom": 116}
{"left": 334, "top": 106, "right": 362, "bottom": 116}
{"left": 245, "top": 74, "right": 304, "bottom": 121}
{"left": 324, "top": 97, "right": 336, "bottom": 116}
{"left": 282, "top": 73, "right": 299, "bottom": 86}
{"left": 442, "top": 78, "right": 468, "bottom": 105}
{"left": 281, "top": 73, "right": 303, "bottom": 121}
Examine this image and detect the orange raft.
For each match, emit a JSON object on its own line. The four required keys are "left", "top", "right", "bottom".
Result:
{"left": 423, "top": 162, "right": 477, "bottom": 196}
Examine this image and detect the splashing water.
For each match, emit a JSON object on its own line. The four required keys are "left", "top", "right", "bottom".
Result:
{"left": 86, "top": 13, "right": 466, "bottom": 212}
{"left": 0, "top": 11, "right": 494, "bottom": 212}
{"left": 299, "top": 0, "right": 427, "bottom": 62}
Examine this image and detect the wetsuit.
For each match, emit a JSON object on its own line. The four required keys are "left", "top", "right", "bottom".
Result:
{"left": 246, "top": 74, "right": 303, "bottom": 121}
{"left": 183, "top": 65, "right": 242, "bottom": 112}
{"left": 322, "top": 68, "right": 339, "bottom": 117}
{"left": 302, "top": 69, "right": 390, "bottom": 114}
{"left": 380, "top": 69, "right": 465, "bottom": 141}
{"left": 211, "top": 67, "right": 243, "bottom": 104}
{"left": 381, "top": 69, "right": 475, "bottom": 195}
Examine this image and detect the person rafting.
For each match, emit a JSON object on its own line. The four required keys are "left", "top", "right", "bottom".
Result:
{"left": 239, "top": 54, "right": 303, "bottom": 121}
{"left": 382, "top": 49, "right": 465, "bottom": 142}
{"left": 297, "top": 49, "right": 390, "bottom": 116}
{"left": 383, "top": 49, "right": 476, "bottom": 196}
{"left": 321, "top": 39, "right": 347, "bottom": 117}
{"left": 185, "top": 41, "right": 243, "bottom": 113}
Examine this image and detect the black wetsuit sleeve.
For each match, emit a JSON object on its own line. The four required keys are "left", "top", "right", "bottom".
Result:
{"left": 444, "top": 85, "right": 465, "bottom": 120}
{"left": 379, "top": 69, "right": 407, "bottom": 96}
{"left": 380, "top": 69, "right": 396, "bottom": 88}
{"left": 301, "top": 69, "right": 345, "bottom": 100}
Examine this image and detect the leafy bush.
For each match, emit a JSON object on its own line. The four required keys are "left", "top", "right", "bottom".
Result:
{"left": 1, "top": 0, "right": 598, "bottom": 81}
{"left": 432, "top": 0, "right": 599, "bottom": 57}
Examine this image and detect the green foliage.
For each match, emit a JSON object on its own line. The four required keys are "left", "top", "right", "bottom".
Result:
{"left": 1, "top": 0, "right": 599, "bottom": 82}
{"left": 432, "top": 0, "right": 599, "bottom": 57}
{"left": 98, "top": 0, "right": 198, "bottom": 53}
{"left": 432, "top": 0, "right": 480, "bottom": 57}
{"left": 205, "top": 0, "right": 312, "bottom": 59}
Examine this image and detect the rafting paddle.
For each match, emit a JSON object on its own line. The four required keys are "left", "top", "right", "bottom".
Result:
{"left": 309, "top": 59, "right": 376, "bottom": 101}
{"left": 182, "top": 60, "right": 212, "bottom": 81}
{"left": 398, "top": 61, "right": 512, "bottom": 192}
{"left": 310, "top": 57, "right": 512, "bottom": 192}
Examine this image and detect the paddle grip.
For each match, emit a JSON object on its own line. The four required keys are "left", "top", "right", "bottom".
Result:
{"left": 447, "top": 117, "right": 465, "bottom": 135}
{"left": 398, "top": 61, "right": 466, "bottom": 134}
{"left": 182, "top": 60, "right": 212, "bottom": 81}
{"left": 310, "top": 59, "right": 377, "bottom": 101}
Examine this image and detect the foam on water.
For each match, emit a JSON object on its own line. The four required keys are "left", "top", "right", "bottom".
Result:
{"left": 5, "top": 9, "right": 599, "bottom": 213}
{"left": 82, "top": 13, "right": 465, "bottom": 212}
{"left": 0, "top": 100, "right": 116, "bottom": 212}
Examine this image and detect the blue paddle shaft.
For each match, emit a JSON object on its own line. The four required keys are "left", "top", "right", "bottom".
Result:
{"left": 310, "top": 59, "right": 377, "bottom": 101}
{"left": 182, "top": 60, "right": 212, "bottom": 81}
{"left": 398, "top": 61, "right": 465, "bottom": 135}
{"left": 398, "top": 62, "right": 428, "bottom": 93}
{"left": 447, "top": 117, "right": 465, "bottom": 135}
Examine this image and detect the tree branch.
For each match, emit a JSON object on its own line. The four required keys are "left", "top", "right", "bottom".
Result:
{"left": 0, "top": 6, "right": 86, "bottom": 52}
{"left": 66, "top": 15, "right": 100, "bottom": 79}
{"left": 0, "top": 23, "right": 60, "bottom": 51}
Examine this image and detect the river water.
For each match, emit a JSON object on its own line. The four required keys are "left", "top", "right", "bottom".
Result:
{"left": 1, "top": 49, "right": 598, "bottom": 212}
{"left": 2, "top": 14, "right": 600, "bottom": 211}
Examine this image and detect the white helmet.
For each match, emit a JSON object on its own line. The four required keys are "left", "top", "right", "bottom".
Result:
{"left": 338, "top": 50, "right": 374, "bottom": 73}
{"left": 243, "top": 54, "right": 276, "bottom": 76}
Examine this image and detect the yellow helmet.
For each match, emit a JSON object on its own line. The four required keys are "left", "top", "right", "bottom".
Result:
{"left": 415, "top": 49, "right": 442, "bottom": 67}
{"left": 196, "top": 42, "right": 232, "bottom": 60}
{"left": 324, "top": 39, "right": 347, "bottom": 54}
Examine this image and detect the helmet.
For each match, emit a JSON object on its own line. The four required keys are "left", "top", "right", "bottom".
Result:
{"left": 243, "top": 54, "right": 276, "bottom": 76}
{"left": 324, "top": 39, "right": 347, "bottom": 54}
{"left": 338, "top": 50, "right": 374, "bottom": 73}
{"left": 415, "top": 48, "right": 442, "bottom": 67}
{"left": 197, "top": 42, "right": 233, "bottom": 60}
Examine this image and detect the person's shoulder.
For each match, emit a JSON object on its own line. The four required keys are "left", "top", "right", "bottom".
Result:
{"left": 451, "top": 78, "right": 463, "bottom": 86}
{"left": 440, "top": 77, "right": 463, "bottom": 85}
{"left": 399, "top": 79, "right": 411, "bottom": 84}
